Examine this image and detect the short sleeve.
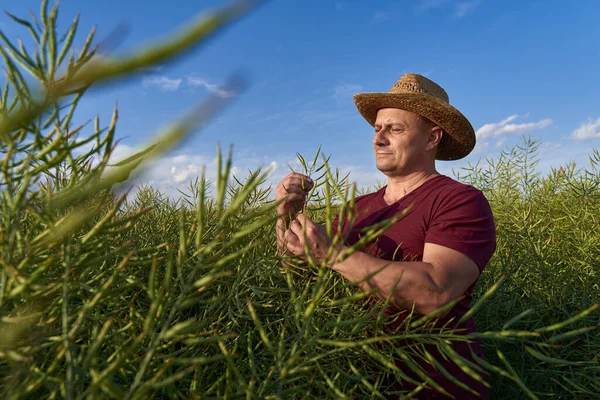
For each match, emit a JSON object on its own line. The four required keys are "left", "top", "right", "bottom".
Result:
{"left": 331, "top": 214, "right": 339, "bottom": 236}
{"left": 424, "top": 188, "right": 496, "bottom": 272}
{"left": 330, "top": 211, "right": 344, "bottom": 237}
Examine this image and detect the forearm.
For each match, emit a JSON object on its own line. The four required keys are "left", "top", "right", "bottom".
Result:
{"left": 331, "top": 247, "right": 448, "bottom": 315}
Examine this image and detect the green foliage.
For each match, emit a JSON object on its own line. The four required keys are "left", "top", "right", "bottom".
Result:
{"left": 0, "top": 2, "right": 598, "bottom": 399}
{"left": 457, "top": 138, "right": 600, "bottom": 399}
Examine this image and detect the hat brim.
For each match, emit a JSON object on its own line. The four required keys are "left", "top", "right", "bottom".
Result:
{"left": 353, "top": 92, "right": 476, "bottom": 160}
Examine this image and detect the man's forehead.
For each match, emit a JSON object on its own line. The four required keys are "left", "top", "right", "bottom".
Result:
{"left": 374, "top": 108, "right": 420, "bottom": 124}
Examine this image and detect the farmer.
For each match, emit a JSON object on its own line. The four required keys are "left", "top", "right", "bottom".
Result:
{"left": 275, "top": 73, "right": 496, "bottom": 399}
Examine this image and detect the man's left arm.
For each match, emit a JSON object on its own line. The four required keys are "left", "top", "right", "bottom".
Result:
{"left": 285, "top": 215, "right": 480, "bottom": 316}
{"left": 285, "top": 188, "right": 496, "bottom": 316}
{"left": 330, "top": 242, "right": 480, "bottom": 315}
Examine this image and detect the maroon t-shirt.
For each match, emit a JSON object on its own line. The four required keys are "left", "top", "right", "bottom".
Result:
{"left": 332, "top": 175, "right": 496, "bottom": 399}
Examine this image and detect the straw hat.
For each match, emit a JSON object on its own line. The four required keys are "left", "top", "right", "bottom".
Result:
{"left": 353, "top": 73, "right": 475, "bottom": 160}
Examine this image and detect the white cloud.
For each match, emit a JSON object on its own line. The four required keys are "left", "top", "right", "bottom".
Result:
{"left": 476, "top": 115, "right": 519, "bottom": 138}
{"left": 476, "top": 114, "right": 552, "bottom": 139}
{"left": 500, "top": 119, "right": 552, "bottom": 133}
{"left": 570, "top": 117, "right": 600, "bottom": 141}
{"left": 142, "top": 75, "right": 182, "bottom": 91}
{"left": 186, "top": 76, "right": 235, "bottom": 98}
{"left": 170, "top": 161, "right": 204, "bottom": 183}
{"left": 104, "top": 144, "right": 280, "bottom": 200}
{"left": 140, "top": 74, "right": 234, "bottom": 97}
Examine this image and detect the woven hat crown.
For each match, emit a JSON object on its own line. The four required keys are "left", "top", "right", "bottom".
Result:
{"left": 389, "top": 74, "right": 449, "bottom": 103}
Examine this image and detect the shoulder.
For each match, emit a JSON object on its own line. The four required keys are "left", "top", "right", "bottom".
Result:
{"left": 432, "top": 175, "right": 483, "bottom": 196}
{"left": 428, "top": 176, "right": 494, "bottom": 218}
{"left": 432, "top": 175, "right": 490, "bottom": 202}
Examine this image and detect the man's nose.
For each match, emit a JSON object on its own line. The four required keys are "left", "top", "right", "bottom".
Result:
{"left": 373, "top": 128, "right": 388, "bottom": 146}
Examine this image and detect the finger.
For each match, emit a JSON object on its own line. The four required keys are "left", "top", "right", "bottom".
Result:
{"left": 296, "top": 214, "right": 315, "bottom": 231}
{"left": 283, "top": 176, "right": 314, "bottom": 191}
{"left": 284, "top": 228, "right": 300, "bottom": 244}
{"left": 284, "top": 230, "right": 304, "bottom": 255}
{"left": 282, "top": 193, "right": 305, "bottom": 204}
{"left": 294, "top": 216, "right": 323, "bottom": 247}
{"left": 280, "top": 184, "right": 307, "bottom": 196}
{"left": 286, "top": 242, "right": 304, "bottom": 257}
{"left": 289, "top": 219, "right": 305, "bottom": 238}
{"left": 281, "top": 182, "right": 311, "bottom": 196}
{"left": 290, "top": 219, "right": 314, "bottom": 246}
{"left": 286, "top": 173, "right": 314, "bottom": 185}
{"left": 276, "top": 181, "right": 310, "bottom": 201}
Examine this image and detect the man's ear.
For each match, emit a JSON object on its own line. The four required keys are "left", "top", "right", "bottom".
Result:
{"left": 428, "top": 127, "right": 444, "bottom": 151}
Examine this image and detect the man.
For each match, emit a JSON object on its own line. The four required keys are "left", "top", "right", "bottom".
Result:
{"left": 275, "top": 73, "right": 496, "bottom": 399}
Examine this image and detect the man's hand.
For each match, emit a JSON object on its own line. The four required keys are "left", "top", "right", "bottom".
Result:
{"left": 275, "top": 173, "right": 314, "bottom": 222}
{"left": 285, "top": 214, "right": 342, "bottom": 266}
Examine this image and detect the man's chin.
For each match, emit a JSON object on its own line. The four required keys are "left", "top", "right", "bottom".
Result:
{"left": 375, "top": 163, "right": 394, "bottom": 173}
{"left": 376, "top": 165, "right": 404, "bottom": 178}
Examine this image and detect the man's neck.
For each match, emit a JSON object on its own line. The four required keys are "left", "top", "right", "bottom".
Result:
{"left": 383, "top": 169, "right": 440, "bottom": 205}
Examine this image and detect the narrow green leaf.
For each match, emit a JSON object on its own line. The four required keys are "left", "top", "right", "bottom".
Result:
{"left": 423, "top": 349, "right": 482, "bottom": 396}
{"left": 57, "top": 12, "right": 79, "bottom": 67}
{"left": 535, "top": 304, "right": 598, "bottom": 333}
{"left": 247, "top": 300, "right": 272, "bottom": 351}
{"left": 4, "top": 11, "right": 41, "bottom": 42}
{"left": 497, "top": 349, "right": 539, "bottom": 400}
{"left": 548, "top": 326, "right": 598, "bottom": 343}
{"left": 458, "top": 275, "right": 505, "bottom": 324}
{"left": 524, "top": 346, "right": 583, "bottom": 366}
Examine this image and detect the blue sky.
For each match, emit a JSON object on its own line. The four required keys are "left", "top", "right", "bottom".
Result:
{"left": 2, "top": 0, "right": 600, "bottom": 197}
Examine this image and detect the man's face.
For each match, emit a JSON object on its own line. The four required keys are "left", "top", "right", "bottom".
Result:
{"left": 372, "top": 108, "right": 437, "bottom": 176}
